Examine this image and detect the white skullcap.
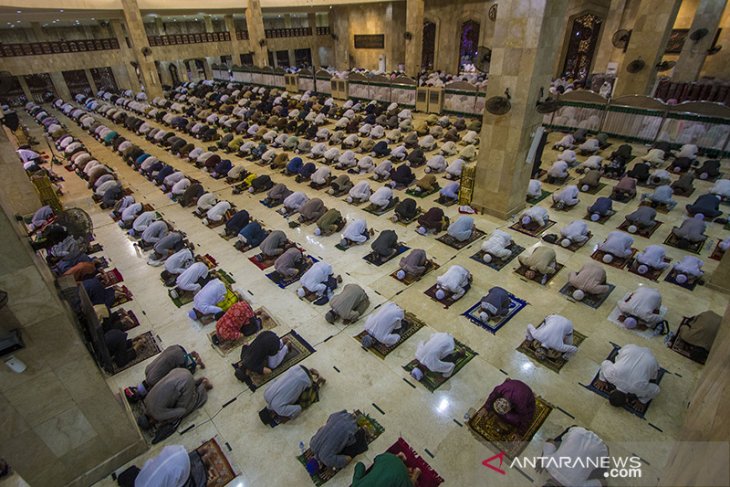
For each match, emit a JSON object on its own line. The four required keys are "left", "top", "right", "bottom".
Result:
{"left": 602, "top": 254, "right": 614, "bottom": 264}
{"left": 396, "top": 270, "right": 406, "bottom": 280}
{"left": 572, "top": 289, "right": 585, "bottom": 301}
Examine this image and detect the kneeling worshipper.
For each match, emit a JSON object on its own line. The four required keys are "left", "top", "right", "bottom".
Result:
{"left": 27, "top": 205, "right": 54, "bottom": 232}
{"left": 282, "top": 191, "right": 309, "bottom": 214}
{"left": 203, "top": 200, "right": 231, "bottom": 225}
{"left": 417, "top": 207, "right": 449, "bottom": 235}
{"left": 686, "top": 194, "right": 723, "bottom": 219}
{"left": 600, "top": 344, "right": 660, "bottom": 406}
{"left": 347, "top": 181, "right": 372, "bottom": 203}
{"left": 541, "top": 427, "right": 609, "bottom": 487}
{"left": 675, "top": 310, "right": 722, "bottom": 362}
{"left": 225, "top": 210, "right": 250, "bottom": 237}
{"left": 196, "top": 192, "right": 218, "bottom": 213}
{"left": 587, "top": 197, "right": 614, "bottom": 221}
{"left": 641, "top": 149, "right": 665, "bottom": 167}
{"left": 649, "top": 169, "right": 672, "bottom": 187}
{"left": 578, "top": 155, "right": 603, "bottom": 173}
{"left": 215, "top": 301, "right": 263, "bottom": 344}
{"left": 396, "top": 249, "right": 429, "bottom": 280}
{"left": 325, "top": 284, "right": 370, "bottom": 324}
{"left": 559, "top": 220, "right": 590, "bottom": 247}
{"left": 568, "top": 262, "right": 610, "bottom": 299}
{"left": 351, "top": 451, "right": 421, "bottom": 487}
{"left": 315, "top": 209, "right": 344, "bottom": 236}
{"left": 552, "top": 185, "right": 580, "bottom": 209}
{"left": 176, "top": 262, "right": 209, "bottom": 293}
{"left": 597, "top": 231, "right": 634, "bottom": 262}
{"left": 447, "top": 216, "right": 476, "bottom": 242}
{"left": 672, "top": 217, "right": 707, "bottom": 247}
{"left": 341, "top": 219, "right": 371, "bottom": 246}
{"left": 478, "top": 286, "right": 511, "bottom": 321}
{"left": 411, "top": 332, "right": 462, "bottom": 380}
{"left": 265, "top": 183, "right": 293, "bottom": 207}
{"left": 554, "top": 133, "right": 574, "bottom": 149}
{"left": 137, "top": 368, "right": 211, "bottom": 430}
{"left": 610, "top": 176, "right": 637, "bottom": 202}
{"left": 578, "top": 137, "right": 600, "bottom": 154}
{"left": 311, "top": 166, "right": 332, "bottom": 186}
{"left": 480, "top": 230, "right": 514, "bottom": 262}
{"left": 625, "top": 206, "right": 658, "bottom": 232}
{"left": 361, "top": 302, "right": 407, "bottom": 348}
{"left": 165, "top": 248, "right": 194, "bottom": 278}
{"left": 482, "top": 379, "right": 536, "bottom": 434}
{"left": 83, "top": 277, "right": 116, "bottom": 310}
{"left": 519, "top": 205, "right": 550, "bottom": 229}
{"left": 260, "top": 230, "right": 290, "bottom": 258}
{"left": 518, "top": 246, "right": 558, "bottom": 280}
{"left": 298, "top": 261, "right": 338, "bottom": 300}
{"left": 435, "top": 265, "right": 472, "bottom": 301}
{"left": 672, "top": 173, "right": 695, "bottom": 196}
{"left": 676, "top": 143, "right": 698, "bottom": 160}
{"left": 425, "top": 154, "right": 447, "bottom": 173}
{"left": 138, "top": 345, "right": 202, "bottom": 394}
{"left": 392, "top": 198, "right": 418, "bottom": 223}
{"left": 234, "top": 330, "right": 291, "bottom": 381}
{"left": 328, "top": 174, "right": 353, "bottom": 196}
{"left": 128, "top": 444, "right": 205, "bottom": 487}
{"left": 672, "top": 255, "right": 705, "bottom": 282}
{"left": 308, "top": 411, "right": 368, "bottom": 472}
{"left": 527, "top": 179, "right": 543, "bottom": 199}
{"left": 371, "top": 229, "right": 400, "bottom": 261}
{"left": 526, "top": 314, "right": 578, "bottom": 359}
{"left": 438, "top": 182, "right": 460, "bottom": 204}
{"left": 641, "top": 185, "right": 677, "bottom": 210}
{"left": 104, "top": 329, "right": 139, "bottom": 368}
{"left": 275, "top": 247, "right": 306, "bottom": 278}
{"left": 446, "top": 158, "right": 465, "bottom": 180}
{"left": 711, "top": 179, "right": 730, "bottom": 199}
{"left": 634, "top": 245, "right": 670, "bottom": 273}
{"left": 129, "top": 211, "right": 158, "bottom": 237}
{"left": 263, "top": 366, "right": 325, "bottom": 422}
{"left": 190, "top": 278, "right": 227, "bottom": 320}
{"left": 370, "top": 186, "right": 397, "bottom": 210}
{"left": 617, "top": 286, "right": 665, "bottom": 330}
{"left": 578, "top": 169, "right": 602, "bottom": 192}
{"left": 149, "top": 232, "right": 185, "bottom": 264}
{"left": 546, "top": 160, "right": 569, "bottom": 183}
{"left": 141, "top": 220, "right": 170, "bottom": 246}
{"left": 299, "top": 198, "right": 327, "bottom": 223}
{"left": 696, "top": 159, "right": 721, "bottom": 180}
{"left": 238, "top": 221, "right": 268, "bottom": 247}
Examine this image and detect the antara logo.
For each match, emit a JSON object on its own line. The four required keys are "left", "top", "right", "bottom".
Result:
{"left": 482, "top": 451, "right": 507, "bottom": 475}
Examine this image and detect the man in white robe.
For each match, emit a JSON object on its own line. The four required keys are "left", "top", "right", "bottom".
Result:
{"left": 412, "top": 332, "right": 459, "bottom": 378}
{"left": 599, "top": 344, "right": 660, "bottom": 404}
{"left": 435, "top": 265, "right": 471, "bottom": 300}
{"left": 526, "top": 315, "right": 578, "bottom": 357}
{"left": 362, "top": 302, "right": 406, "bottom": 347}
{"left": 541, "top": 427, "right": 608, "bottom": 487}
{"left": 175, "top": 262, "right": 209, "bottom": 293}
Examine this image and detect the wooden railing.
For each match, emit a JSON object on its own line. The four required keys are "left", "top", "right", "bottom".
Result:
{"left": 316, "top": 26, "right": 331, "bottom": 36}
{"left": 264, "top": 27, "right": 313, "bottom": 38}
{"left": 0, "top": 38, "right": 119, "bottom": 58}
{"left": 147, "top": 31, "right": 231, "bottom": 47}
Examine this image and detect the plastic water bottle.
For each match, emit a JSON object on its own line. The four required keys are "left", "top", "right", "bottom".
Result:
{"left": 299, "top": 441, "right": 305, "bottom": 454}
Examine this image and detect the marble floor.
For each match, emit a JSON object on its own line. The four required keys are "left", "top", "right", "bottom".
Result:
{"left": 20, "top": 97, "right": 729, "bottom": 487}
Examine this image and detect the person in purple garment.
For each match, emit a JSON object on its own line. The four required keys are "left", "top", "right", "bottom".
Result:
{"left": 482, "top": 379, "right": 536, "bottom": 434}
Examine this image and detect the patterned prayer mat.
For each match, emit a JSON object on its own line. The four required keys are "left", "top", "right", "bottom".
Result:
{"left": 258, "top": 384, "right": 320, "bottom": 428}
{"left": 386, "top": 438, "right": 444, "bottom": 487}
{"left": 210, "top": 269, "right": 235, "bottom": 286}
{"left": 406, "top": 185, "right": 440, "bottom": 198}
{"left": 101, "top": 268, "right": 124, "bottom": 286}
{"left": 462, "top": 293, "right": 528, "bottom": 334}
{"left": 169, "top": 288, "right": 195, "bottom": 308}
{"left": 248, "top": 253, "right": 278, "bottom": 270}
{"left": 343, "top": 197, "right": 366, "bottom": 207}
{"left": 468, "top": 397, "right": 553, "bottom": 458}
{"left": 196, "top": 438, "right": 237, "bottom": 487}
{"left": 113, "top": 308, "right": 140, "bottom": 331}
{"left": 389, "top": 260, "right": 439, "bottom": 284}
{"left": 111, "top": 285, "right": 134, "bottom": 308}
{"left": 363, "top": 245, "right": 409, "bottom": 266}
{"left": 638, "top": 200, "right": 671, "bottom": 214}
{"left": 583, "top": 210, "right": 615, "bottom": 224}
{"left": 626, "top": 258, "right": 670, "bottom": 281}
{"left": 514, "top": 263, "right": 565, "bottom": 286}
{"left": 111, "top": 331, "right": 161, "bottom": 375}
{"left": 238, "top": 330, "right": 316, "bottom": 392}
{"left": 669, "top": 317, "right": 708, "bottom": 365}
{"left": 196, "top": 254, "right": 218, "bottom": 269}
{"left": 437, "top": 197, "right": 457, "bottom": 208}
{"left": 219, "top": 231, "right": 236, "bottom": 241}
{"left": 583, "top": 345, "right": 666, "bottom": 418}
{"left": 310, "top": 176, "right": 335, "bottom": 190}
{"left": 550, "top": 200, "right": 577, "bottom": 212}
{"left": 526, "top": 189, "right": 552, "bottom": 205}
{"left": 205, "top": 218, "right": 226, "bottom": 229}
{"left": 558, "top": 281, "right": 616, "bottom": 308}
{"left": 424, "top": 283, "right": 471, "bottom": 309}
{"left": 297, "top": 411, "right": 384, "bottom": 486}
{"left": 618, "top": 219, "right": 664, "bottom": 238}
{"left": 436, "top": 228, "right": 486, "bottom": 250}
{"left": 664, "top": 268, "right": 702, "bottom": 291}
{"left": 664, "top": 231, "right": 705, "bottom": 254}
{"left": 393, "top": 208, "right": 423, "bottom": 226}
{"left": 209, "top": 307, "right": 277, "bottom": 357}
{"left": 516, "top": 330, "right": 587, "bottom": 373}
{"left": 509, "top": 219, "right": 556, "bottom": 238}
{"left": 674, "top": 187, "right": 695, "bottom": 198}
{"left": 470, "top": 244, "right": 525, "bottom": 272}
{"left": 402, "top": 340, "right": 477, "bottom": 392}
{"left": 541, "top": 233, "right": 592, "bottom": 252}
{"left": 363, "top": 200, "right": 397, "bottom": 216}
{"left": 354, "top": 312, "right": 425, "bottom": 359}
{"left": 580, "top": 182, "right": 607, "bottom": 195}
{"left": 607, "top": 305, "right": 668, "bottom": 340}
{"left": 88, "top": 243, "right": 104, "bottom": 254}
{"left": 260, "top": 198, "right": 282, "bottom": 209}
{"left": 710, "top": 242, "right": 725, "bottom": 261}
{"left": 265, "top": 256, "right": 316, "bottom": 288}
{"left": 590, "top": 248, "right": 637, "bottom": 269}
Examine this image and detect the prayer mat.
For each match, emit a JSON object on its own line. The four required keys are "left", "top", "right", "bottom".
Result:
{"left": 196, "top": 438, "right": 237, "bottom": 487}
{"left": 391, "top": 181, "right": 414, "bottom": 191}
{"left": 542, "top": 233, "right": 591, "bottom": 252}
{"left": 97, "top": 257, "right": 110, "bottom": 270}
{"left": 607, "top": 305, "right": 668, "bottom": 340}
{"left": 385, "top": 438, "right": 444, "bottom": 487}
{"left": 674, "top": 187, "right": 695, "bottom": 198}
{"left": 550, "top": 201, "right": 577, "bottom": 212}
{"left": 219, "top": 231, "right": 236, "bottom": 241}
{"left": 237, "top": 330, "right": 316, "bottom": 392}
{"left": 514, "top": 263, "right": 565, "bottom": 286}
{"left": 626, "top": 258, "right": 670, "bottom": 281}
{"left": 142, "top": 203, "right": 155, "bottom": 213}
{"left": 664, "top": 268, "right": 702, "bottom": 291}
{"left": 265, "top": 256, "right": 317, "bottom": 289}
{"left": 297, "top": 411, "right": 384, "bottom": 486}
{"left": 583, "top": 345, "right": 666, "bottom": 418}
{"left": 699, "top": 172, "right": 724, "bottom": 183}
{"left": 206, "top": 218, "right": 226, "bottom": 229}
{"left": 88, "top": 243, "right": 104, "bottom": 254}
{"left": 196, "top": 254, "right": 218, "bottom": 269}
{"left": 424, "top": 282, "right": 471, "bottom": 309}
{"left": 209, "top": 307, "right": 277, "bottom": 357}
{"left": 406, "top": 185, "right": 440, "bottom": 198}
{"left": 113, "top": 308, "right": 141, "bottom": 331}
{"left": 389, "top": 260, "right": 439, "bottom": 284}
{"left": 436, "top": 228, "right": 486, "bottom": 250}
{"left": 211, "top": 269, "right": 236, "bottom": 286}
{"left": 638, "top": 200, "right": 671, "bottom": 214}
{"left": 101, "top": 268, "right": 124, "bottom": 286}
{"left": 310, "top": 176, "right": 335, "bottom": 190}
{"left": 259, "top": 198, "right": 282, "bottom": 209}
{"left": 470, "top": 244, "right": 526, "bottom": 272}
{"left": 111, "top": 331, "right": 161, "bottom": 374}
{"left": 664, "top": 231, "right": 705, "bottom": 255}
{"left": 590, "top": 248, "right": 637, "bottom": 269}
{"left": 160, "top": 270, "right": 177, "bottom": 287}
{"left": 343, "top": 197, "right": 366, "bottom": 207}
{"left": 169, "top": 288, "right": 195, "bottom": 307}
{"left": 669, "top": 317, "right": 708, "bottom": 365}
{"left": 509, "top": 219, "right": 556, "bottom": 238}
{"left": 517, "top": 330, "right": 587, "bottom": 373}
{"left": 462, "top": 293, "right": 528, "bottom": 334}
{"left": 437, "top": 197, "right": 458, "bottom": 207}
{"left": 584, "top": 210, "right": 615, "bottom": 224}
{"left": 617, "top": 219, "right": 663, "bottom": 238}
{"left": 363, "top": 201, "right": 397, "bottom": 216}
{"left": 542, "top": 175, "right": 572, "bottom": 186}
{"left": 258, "top": 384, "right": 320, "bottom": 428}
{"left": 403, "top": 340, "right": 476, "bottom": 392}
{"left": 393, "top": 208, "right": 422, "bottom": 226}
{"left": 580, "top": 182, "right": 607, "bottom": 195}
{"left": 363, "top": 245, "right": 409, "bottom": 266}
{"left": 468, "top": 397, "right": 552, "bottom": 458}
{"left": 354, "top": 312, "right": 426, "bottom": 359}
{"left": 277, "top": 207, "right": 298, "bottom": 218}
{"left": 710, "top": 242, "right": 725, "bottom": 261}
{"left": 111, "top": 285, "right": 133, "bottom": 308}
{"left": 559, "top": 283, "right": 616, "bottom": 309}
{"left": 526, "top": 189, "right": 552, "bottom": 205}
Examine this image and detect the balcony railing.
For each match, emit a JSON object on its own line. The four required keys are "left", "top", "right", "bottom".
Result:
{"left": 264, "top": 27, "right": 313, "bottom": 38}
{"left": 147, "top": 31, "right": 231, "bottom": 47}
{"left": 235, "top": 30, "right": 250, "bottom": 40}
{"left": 316, "top": 26, "right": 331, "bottom": 36}
{"left": 0, "top": 38, "right": 119, "bottom": 58}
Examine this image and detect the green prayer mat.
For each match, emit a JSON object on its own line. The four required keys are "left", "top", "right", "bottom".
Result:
{"left": 169, "top": 288, "right": 195, "bottom": 307}
{"left": 580, "top": 182, "right": 607, "bottom": 195}
{"left": 237, "top": 330, "right": 316, "bottom": 392}
{"left": 212, "top": 269, "right": 236, "bottom": 285}
{"left": 516, "top": 330, "right": 587, "bottom": 373}
{"left": 526, "top": 189, "right": 552, "bottom": 205}
{"left": 405, "top": 185, "right": 440, "bottom": 198}
{"left": 354, "top": 312, "right": 425, "bottom": 359}
{"left": 403, "top": 340, "right": 477, "bottom": 392}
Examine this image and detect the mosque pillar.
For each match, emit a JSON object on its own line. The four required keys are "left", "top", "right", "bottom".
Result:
{"left": 470, "top": 0, "right": 569, "bottom": 219}
{"left": 671, "top": 0, "right": 727, "bottom": 83}
{"left": 612, "top": 0, "right": 681, "bottom": 97}
{"left": 404, "top": 0, "right": 425, "bottom": 77}
{"left": 225, "top": 14, "right": 242, "bottom": 65}
{"left": 84, "top": 69, "right": 98, "bottom": 94}
{"left": 592, "top": 0, "right": 627, "bottom": 73}
{"left": 708, "top": 251, "right": 730, "bottom": 294}
{"left": 49, "top": 72, "right": 71, "bottom": 100}
{"left": 203, "top": 58, "right": 214, "bottom": 79}
{"left": 110, "top": 64, "right": 132, "bottom": 91}
{"left": 110, "top": 19, "right": 143, "bottom": 92}
{"left": 331, "top": 7, "right": 350, "bottom": 71}
{"left": 308, "top": 12, "right": 321, "bottom": 68}
{"left": 245, "top": 0, "right": 269, "bottom": 67}
{"left": 17, "top": 76, "right": 33, "bottom": 101}
{"left": 120, "top": 0, "right": 163, "bottom": 98}
{"left": 157, "top": 62, "right": 173, "bottom": 86}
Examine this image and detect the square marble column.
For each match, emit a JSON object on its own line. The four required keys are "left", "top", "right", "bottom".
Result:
{"left": 120, "top": 0, "right": 163, "bottom": 98}
{"left": 84, "top": 69, "right": 98, "bottom": 95}
{"left": 405, "top": 0, "right": 425, "bottom": 77}
{"left": 49, "top": 72, "right": 71, "bottom": 100}
{"left": 592, "top": 0, "right": 628, "bottom": 72}
{"left": 308, "top": 13, "right": 321, "bottom": 69}
{"left": 225, "top": 14, "right": 242, "bottom": 66}
{"left": 471, "top": 0, "right": 569, "bottom": 220}
{"left": 671, "top": 0, "right": 727, "bottom": 82}
{"left": 245, "top": 0, "right": 269, "bottom": 67}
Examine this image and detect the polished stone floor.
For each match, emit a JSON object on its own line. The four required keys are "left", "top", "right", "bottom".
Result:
{"left": 20, "top": 99, "right": 729, "bottom": 487}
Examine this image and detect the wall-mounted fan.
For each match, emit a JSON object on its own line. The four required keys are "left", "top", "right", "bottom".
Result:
{"left": 536, "top": 87, "right": 559, "bottom": 114}
{"left": 626, "top": 58, "right": 646, "bottom": 73}
{"left": 485, "top": 88, "right": 511, "bottom": 115}
{"left": 612, "top": 29, "right": 631, "bottom": 52}
{"left": 690, "top": 28, "right": 709, "bottom": 42}
{"left": 141, "top": 46, "right": 152, "bottom": 57}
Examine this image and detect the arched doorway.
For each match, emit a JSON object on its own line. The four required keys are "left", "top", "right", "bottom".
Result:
{"left": 422, "top": 21, "right": 436, "bottom": 71}
{"left": 168, "top": 63, "right": 180, "bottom": 85}
{"left": 459, "top": 20, "right": 480, "bottom": 70}
{"left": 562, "top": 13, "right": 603, "bottom": 82}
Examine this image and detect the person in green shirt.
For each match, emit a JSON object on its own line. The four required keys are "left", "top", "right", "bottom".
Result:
{"left": 351, "top": 452, "right": 420, "bottom": 487}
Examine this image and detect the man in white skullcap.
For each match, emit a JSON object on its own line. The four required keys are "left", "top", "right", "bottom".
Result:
{"left": 559, "top": 220, "right": 590, "bottom": 247}
{"left": 671, "top": 256, "right": 704, "bottom": 283}
{"left": 480, "top": 230, "right": 513, "bottom": 262}
{"left": 435, "top": 265, "right": 471, "bottom": 301}
{"left": 526, "top": 315, "right": 578, "bottom": 359}
{"left": 597, "top": 231, "right": 634, "bottom": 261}
{"left": 617, "top": 287, "right": 664, "bottom": 328}
{"left": 362, "top": 302, "right": 406, "bottom": 348}
{"left": 411, "top": 332, "right": 462, "bottom": 380}
{"left": 600, "top": 344, "right": 660, "bottom": 405}
{"left": 519, "top": 206, "right": 550, "bottom": 229}
{"left": 298, "top": 261, "right": 336, "bottom": 299}
{"left": 634, "top": 245, "right": 670, "bottom": 274}
{"left": 552, "top": 185, "right": 580, "bottom": 209}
